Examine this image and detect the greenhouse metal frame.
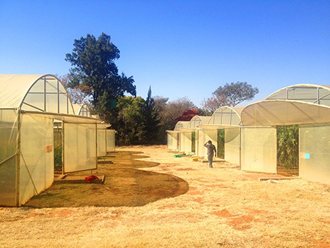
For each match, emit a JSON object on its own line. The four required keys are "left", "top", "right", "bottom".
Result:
{"left": 73, "top": 103, "right": 92, "bottom": 117}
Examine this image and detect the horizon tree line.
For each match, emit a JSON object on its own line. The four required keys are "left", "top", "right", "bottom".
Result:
{"left": 64, "top": 33, "right": 259, "bottom": 145}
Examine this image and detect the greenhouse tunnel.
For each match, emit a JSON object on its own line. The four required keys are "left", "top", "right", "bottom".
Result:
{"left": 166, "top": 121, "right": 190, "bottom": 152}
{"left": 173, "top": 116, "right": 211, "bottom": 155}
{"left": 198, "top": 106, "right": 242, "bottom": 165}
{"left": 241, "top": 84, "right": 330, "bottom": 184}
{"left": 0, "top": 74, "right": 103, "bottom": 206}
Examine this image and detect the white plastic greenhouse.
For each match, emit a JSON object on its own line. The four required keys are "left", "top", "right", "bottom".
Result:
{"left": 178, "top": 116, "right": 211, "bottom": 154}
{"left": 0, "top": 74, "right": 105, "bottom": 206}
{"left": 166, "top": 121, "right": 190, "bottom": 152}
{"left": 73, "top": 103, "right": 92, "bottom": 117}
{"left": 197, "top": 106, "right": 242, "bottom": 165}
{"left": 241, "top": 84, "right": 330, "bottom": 184}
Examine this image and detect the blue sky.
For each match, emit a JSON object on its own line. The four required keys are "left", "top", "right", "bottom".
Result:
{"left": 0, "top": 0, "right": 329, "bottom": 106}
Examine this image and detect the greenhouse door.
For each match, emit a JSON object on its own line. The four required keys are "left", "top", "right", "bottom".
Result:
{"left": 191, "top": 131, "right": 196, "bottom": 153}
{"left": 53, "top": 120, "right": 63, "bottom": 173}
{"left": 217, "top": 129, "right": 225, "bottom": 159}
{"left": 277, "top": 125, "right": 299, "bottom": 176}
{"left": 19, "top": 114, "right": 54, "bottom": 205}
{"left": 63, "top": 122, "right": 97, "bottom": 173}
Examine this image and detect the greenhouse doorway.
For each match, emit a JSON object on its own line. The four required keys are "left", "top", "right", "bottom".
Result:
{"left": 217, "top": 129, "right": 225, "bottom": 159}
{"left": 191, "top": 131, "right": 196, "bottom": 153}
{"left": 54, "top": 120, "right": 63, "bottom": 174}
{"left": 276, "top": 125, "right": 299, "bottom": 176}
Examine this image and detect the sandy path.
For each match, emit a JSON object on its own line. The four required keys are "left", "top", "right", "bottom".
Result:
{"left": 0, "top": 145, "right": 329, "bottom": 248}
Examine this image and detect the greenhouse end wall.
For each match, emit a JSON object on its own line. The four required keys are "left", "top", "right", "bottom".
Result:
{"left": 241, "top": 127, "right": 277, "bottom": 173}
{"left": 224, "top": 127, "right": 240, "bottom": 165}
{"left": 168, "top": 132, "right": 179, "bottom": 151}
{"left": 300, "top": 126, "right": 330, "bottom": 184}
{"left": 196, "top": 130, "right": 205, "bottom": 157}
{"left": 180, "top": 132, "right": 192, "bottom": 154}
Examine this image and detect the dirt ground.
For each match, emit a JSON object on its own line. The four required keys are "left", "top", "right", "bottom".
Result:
{"left": 0, "top": 146, "right": 329, "bottom": 248}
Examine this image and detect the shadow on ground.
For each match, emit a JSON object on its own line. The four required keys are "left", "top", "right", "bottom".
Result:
{"left": 25, "top": 151, "right": 189, "bottom": 208}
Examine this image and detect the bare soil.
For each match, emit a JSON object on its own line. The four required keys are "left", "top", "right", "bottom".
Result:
{"left": 25, "top": 151, "right": 188, "bottom": 208}
{"left": 0, "top": 145, "right": 329, "bottom": 248}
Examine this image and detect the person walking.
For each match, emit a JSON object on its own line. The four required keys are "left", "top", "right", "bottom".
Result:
{"left": 204, "top": 140, "right": 216, "bottom": 168}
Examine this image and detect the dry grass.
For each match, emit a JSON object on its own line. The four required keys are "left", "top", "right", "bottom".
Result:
{"left": 0, "top": 145, "right": 329, "bottom": 248}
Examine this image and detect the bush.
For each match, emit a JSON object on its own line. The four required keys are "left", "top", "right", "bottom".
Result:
{"left": 277, "top": 125, "right": 299, "bottom": 170}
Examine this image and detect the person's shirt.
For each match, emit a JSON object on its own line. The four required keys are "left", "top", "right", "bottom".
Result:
{"left": 204, "top": 143, "right": 216, "bottom": 156}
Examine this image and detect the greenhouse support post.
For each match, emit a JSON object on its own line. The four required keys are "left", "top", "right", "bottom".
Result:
{"left": 16, "top": 111, "right": 21, "bottom": 206}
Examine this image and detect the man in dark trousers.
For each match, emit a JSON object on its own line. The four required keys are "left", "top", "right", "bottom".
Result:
{"left": 204, "top": 140, "right": 216, "bottom": 168}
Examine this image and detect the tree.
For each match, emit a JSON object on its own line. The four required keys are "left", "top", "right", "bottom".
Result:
{"left": 65, "top": 33, "right": 136, "bottom": 124}
{"left": 163, "top": 97, "right": 196, "bottom": 127}
{"left": 143, "top": 87, "right": 161, "bottom": 144}
{"left": 203, "top": 82, "right": 259, "bottom": 112}
{"left": 154, "top": 97, "right": 196, "bottom": 144}
{"left": 176, "top": 108, "right": 198, "bottom": 121}
{"left": 116, "top": 96, "right": 146, "bottom": 145}
{"left": 59, "top": 74, "right": 90, "bottom": 104}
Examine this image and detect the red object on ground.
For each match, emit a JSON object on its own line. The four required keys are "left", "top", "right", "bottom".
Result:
{"left": 84, "top": 175, "right": 99, "bottom": 183}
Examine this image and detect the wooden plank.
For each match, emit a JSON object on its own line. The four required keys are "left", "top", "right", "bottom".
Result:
{"left": 58, "top": 174, "right": 68, "bottom": 180}
{"left": 259, "top": 176, "right": 299, "bottom": 181}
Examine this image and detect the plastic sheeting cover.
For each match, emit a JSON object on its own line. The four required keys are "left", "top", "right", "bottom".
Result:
{"left": 21, "top": 76, "right": 74, "bottom": 115}
{"left": 63, "top": 122, "right": 97, "bottom": 173}
{"left": 19, "top": 113, "right": 54, "bottom": 205}
{"left": 106, "top": 130, "right": 115, "bottom": 152}
{"left": 73, "top": 104, "right": 92, "bottom": 117}
{"left": 0, "top": 74, "right": 42, "bottom": 109}
{"left": 300, "top": 126, "right": 330, "bottom": 184}
{"left": 0, "top": 74, "right": 74, "bottom": 115}
{"left": 224, "top": 128, "right": 240, "bottom": 165}
{"left": 266, "top": 84, "right": 330, "bottom": 106}
{"left": 208, "top": 106, "right": 242, "bottom": 126}
{"left": 174, "top": 121, "right": 190, "bottom": 131}
{"left": 190, "top": 116, "right": 211, "bottom": 128}
{"left": 0, "top": 109, "right": 18, "bottom": 206}
{"left": 241, "top": 127, "right": 277, "bottom": 173}
{"left": 241, "top": 100, "right": 330, "bottom": 126}
{"left": 97, "top": 129, "right": 107, "bottom": 157}
{"left": 180, "top": 132, "right": 192, "bottom": 154}
{"left": 167, "top": 132, "right": 179, "bottom": 151}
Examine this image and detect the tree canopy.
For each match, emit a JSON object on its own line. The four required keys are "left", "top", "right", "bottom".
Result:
{"left": 64, "top": 34, "right": 260, "bottom": 145}
{"left": 153, "top": 97, "right": 196, "bottom": 143}
{"left": 65, "top": 33, "right": 136, "bottom": 123}
{"left": 143, "top": 87, "right": 161, "bottom": 144}
{"left": 116, "top": 96, "right": 146, "bottom": 145}
{"left": 203, "top": 82, "right": 259, "bottom": 112}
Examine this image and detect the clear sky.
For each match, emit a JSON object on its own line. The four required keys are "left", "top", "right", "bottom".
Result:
{"left": 0, "top": 0, "right": 329, "bottom": 107}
